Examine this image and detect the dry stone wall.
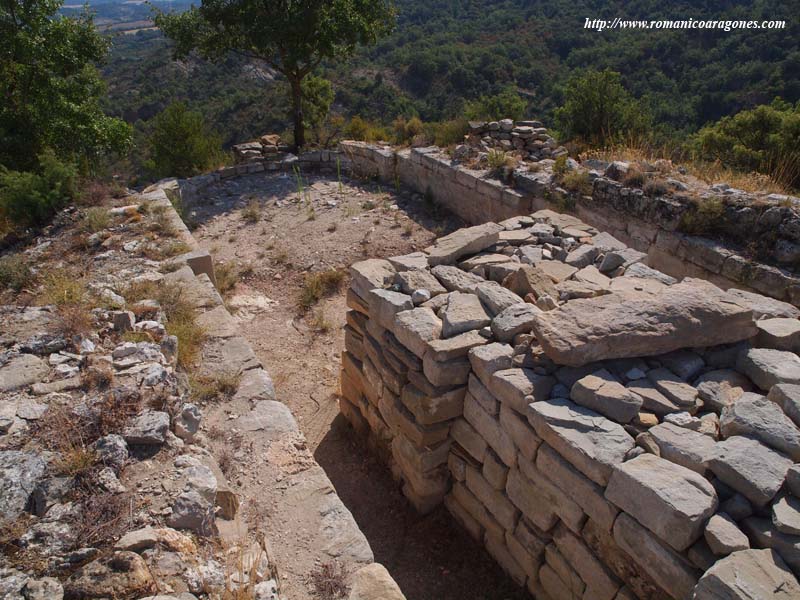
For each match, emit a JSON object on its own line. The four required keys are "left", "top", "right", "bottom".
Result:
{"left": 341, "top": 140, "right": 800, "bottom": 307}
{"left": 339, "top": 209, "right": 800, "bottom": 599}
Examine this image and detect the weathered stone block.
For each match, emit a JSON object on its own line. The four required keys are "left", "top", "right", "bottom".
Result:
{"left": 368, "top": 288, "right": 413, "bottom": 331}
{"left": 605, "top": 454, "right": 718, "bottom": 551}
{"left": 527, "top": 398, "right": 634, "bottom": 486}
{"left": 692, "top": 548, "right": 800, "bottom": 599}
{"left": 489, "top": 368, "right": 556, "bottom": 414}
{"left": 612, "top": 513, "right": 699, "bottom": 600}
{"left": 536, "top": 445, "right": 619, "bottom": 532}
{"left": 705, "top": 436, "right": 793, "bottom": 507}
{"left": 464, "top": 393, "right": 516, "bottom": 466}
{"left": 400, "top": 383, "right": 465, "bottom": 426}
{"left": 465, "top": 465, "right": 518, "bottom": 530}
{"left": 393, "top": 308, "right": 442, "bottom": 358}
{"left": 425, "top": 222, "right": 504, "bottom": 265}
{"left": 571, "top": 369, "right": 643, "bottom": 423}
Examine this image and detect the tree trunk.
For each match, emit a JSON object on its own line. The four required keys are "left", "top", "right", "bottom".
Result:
{"left": 290, "top": 76, "right": 305, "bottom": 152}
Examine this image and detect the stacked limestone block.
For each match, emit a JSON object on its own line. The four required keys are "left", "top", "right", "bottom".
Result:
{"left": 340, "top": 211, "right": 800, "bottom": 599}
{"left": 465, "top": 119, "right": 567, "bottom": 162}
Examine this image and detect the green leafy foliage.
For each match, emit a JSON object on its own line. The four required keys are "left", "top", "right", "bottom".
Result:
{"left": 555, "top": 69, "right": 651, "bottom": 146}
{"left": 464, "top": 86, "right": 527, "bottom": 122}
{"left": 154, "top": 0, "right": 396, "bottom": 148}
{"left": 690, "top": 98, "right": 800, "bottom": 187}
{"left": 144, "top": 102, "right": 224, "bottom": 179}
{"left": 0, "top": 151, "right": 78, "bottom": 227}
{"left": 302, "top": 75, "right": 335, "bottom": 142}
{"left": 0, "top": 0, "right": 132, "bottom": 171}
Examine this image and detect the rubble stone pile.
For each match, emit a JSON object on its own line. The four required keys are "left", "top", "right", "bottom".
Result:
{"left": 460, "top": 119, "right": 568, "bottom": 163}
{"left": 339, "top": 209, "right": 800, "bottom": 599}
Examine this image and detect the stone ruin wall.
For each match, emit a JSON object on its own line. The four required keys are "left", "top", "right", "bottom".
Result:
{"left": 338, "top": 213, "right": 800, "bottom": 599}
{"left": 340, "top": 139, "right": 800, "bottom": 307}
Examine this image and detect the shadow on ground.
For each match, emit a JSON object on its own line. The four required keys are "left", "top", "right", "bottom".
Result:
{"left": 184, "top": 171, "right": 461, "bottom": 235}
{"left": 315, "top": 414, "right": 531, "bottom": 600}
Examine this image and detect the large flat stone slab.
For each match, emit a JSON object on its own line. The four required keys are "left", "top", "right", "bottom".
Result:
{"left": 349, "top": 259, "right": 395, "bottom": 299}
{"left": 532, "top": 279, "right": 757, "bottom": 366}
{"left": 605, "top": 454, "right": 718, "bottom": 551}
{"left": 490, "top": 303, "right": 541, "bottom": 343}
{"left": 527, "top": 398, "right": 634, "bottom": 486}
{"left": 726, "top": 288, "right": 800, "bottom": 320}
{"left": 489, "top": 368, "right": 555, "bottom": 414}
{"left": 475, "top": 282, "right": 524, "bottom": 317}
{"left": 426, "top": 222, "right": 503, "bottom": 266}
{"left": 0, "top": 450, "right": 47, "bottom": 520}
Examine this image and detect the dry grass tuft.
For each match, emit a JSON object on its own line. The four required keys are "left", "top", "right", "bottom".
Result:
{"left": 40, "top": 270, "right": 87, "bottom": 307}
{"left": 622, "top": 168, "right": 646, "bottom": 188}
{"left": 678, "top": 196, "right": 727, "bottom": 236}
{"left": 309, "top": 562, "right": 349, "bottom": 600}
{"left": 298, "top": 269, "right": 346, "bottom": 312}
{"left": 123, "top": 281, "right": 205, "bottom": 368}
{"left": 191, "top": 372, "right": 241, "bottom": 403}
{"left": 215, "top": 261, "right": 240, "bottom": 298}
{"left": 149, "top": 205, "right": 178, "bottom": 236}
{"left": 241, "top": 199, "right": 261, "bottom": 223}
{"left": 310, "top": 308, "right": 332, "bottom": 333}
{"left": 0, "top": 254, "right": 33, "bottom": 292}
{"left": 560, "top": 170, "right": 593, "bottom": 196}
{"left": 70, "top": 491, "right": 133, "bottom": 548}
{"left": 81, "top": 207, "right": 110, "bottom": 234}
{"left": 142, "top": 240, "right": 191, "bottom": 261}
{"left": 81, "top": 364, "right": 115, "bottom": 391}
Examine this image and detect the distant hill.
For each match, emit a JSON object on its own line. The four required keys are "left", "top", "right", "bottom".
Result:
{"left": 95, "top": 0, "right": 800, "bottom": 175}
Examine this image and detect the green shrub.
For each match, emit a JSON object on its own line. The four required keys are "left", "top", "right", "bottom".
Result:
{"left": 145, "top": 102, "right": 224, "bottom": 179}
{"left": 345, "top": 116, "right": 391, "bottom": 142}
{"left": 465, "top": 85, "right": 527, "bottom": 121}
{"left": 0, "top": 151, "right": 78, "bottom": 228}
{"left": 553, "top": 155, "right": 569, "bottom": 176}
{"left": 689, "top": 98, "right": 800, "bottom": 188}
{"left": 392, "top": 115, "right": 425, "bottom": 143}
{"left": 487, "top": 150, "right": 511, "bottom": 171}
{"left": 555, "top": 69, "right": 651, "bottom": 146}
{"left": 424, "top": 119, "right": 468, "bottom": 147}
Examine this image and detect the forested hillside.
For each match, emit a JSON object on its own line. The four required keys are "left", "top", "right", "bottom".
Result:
{"left": 91, "top": 0, "right": 800, "bottom": 184}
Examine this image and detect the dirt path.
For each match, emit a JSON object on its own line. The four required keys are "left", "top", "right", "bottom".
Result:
{"left": 191, "top": 171, "right": 530, "bottom": 600}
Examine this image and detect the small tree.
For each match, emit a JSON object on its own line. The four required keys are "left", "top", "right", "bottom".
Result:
{"left": 154, "top": 0, "right": 396, "bottom": 151}
{"left": 555, "top": 69, "right": 650, "bottom": 146}
{"left": 145, "top": 102, "right": 224, "bottom": 179}
{"left": 301, "top": 75, "right": 335, "bottom": 143}
{"left": 464, "top": 85, "right": 527, "bottom": 122}
{"left": 0, "top": 0, "right": 132, "bottom": 171}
